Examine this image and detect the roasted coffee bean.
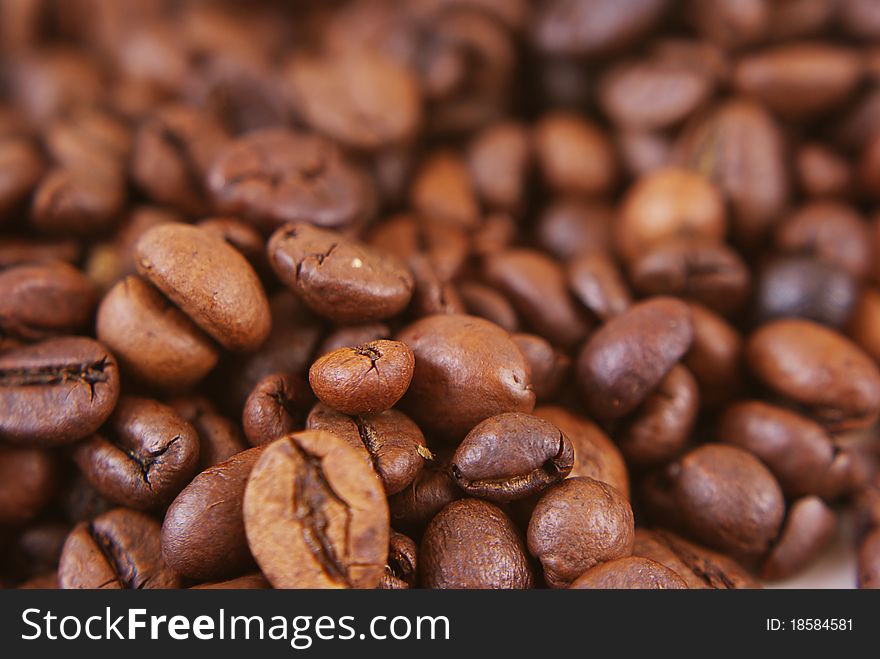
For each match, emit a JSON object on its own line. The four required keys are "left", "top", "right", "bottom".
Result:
{"left": 197, "top": 216, "right": 271, "bottom": 283}
{"left": 380, "top": 531, "right": 418, "bottom": 590}
{"left": 72, "top": 396, "right": 200, "bottom": 510}
{"left": 615, "top": 168, "right": 726, "bottom": 264}
{"left": 31, "top": 167, "right": 126, "bottom": 237}
{"left": 567, "top": 252, "right": 632, "bottom": 322}
{"left": 191, "top": 574, "right": 271, "bottom": 590}
{"left": 577, "top": 297, "right": 693, "bottom": 421}
{"left": 718, "top": 401, "right": 835, "bottom": 498}
{"left": 511, "top": 333, "right": 570, "bottom": 402}
{"left": 451, "top": 413, "right": 573, "bottom": 502}
{"left": 420, "top": 498, "right": 533, "bottom": 589}
{"left": 306, "top": 403, "right": 430, "bottom": 496}
{"left": 243, "top": 373, "right": 312, "bottom": 447}
{"left": 628, "top": 238, "right": 750, "bottom": 316}
{"left": 618, "top": 364, "right": 698, "bottom": 467}
{"left": 569, "top": 556, "right": 688, "bottom": 590}
{"left": 398, "top": 314, "right": 535, "bottom": 441}
{"left": 683, "top": 303, "right": 743, "bottom": 409}
{"left": 534, "top": 112, "right": 617, "bottom": 196}
{"left": 467, "top": 120, "right": 531, "bottom": 212}
{"left": 632, "top": 529, "right": 760, "bottom": 589}
{"left": 0, "top": 337, "right": 119, "bottom": 446}
{"left": 0, "top": 261, "right": 96, "bottom": 345}
{"left": 0, "top": 445, "right": 57, "bottom": 527}
{"left": 410, "top": 150, "right": 480, "bottom": 231}
{"left": 859, "top": 528, "right": 880, "bottom": 589}
{"left": 59, "top": 508, "right": 180, "bottom": 589}
{"left": 674, "top": 444, "right": 785, "bottom": 556}
{"left": 161, "top": 446, "right": 263, "bottom": 581}
{"left": 406, "top": 255, "right": 466, "bottom": 317}
{"left": 459, "top": 282, "right": 519, "bottom": 333}
{"left": 6, "top": 521, "right": 69, "bottom": 581}
{"left": 753, "top": 257, "right": 857, "bottom": 328}
{"left": 0, "top": 236, "right": 80, "bottom": 269}
{"left": 170, "top": 396, "right": 247, "bottom": 470}
{"left": 243, "top": 431, "right": 389, "bottom": 589}
{"left": 483, "top": 248, "right": 590, "bottom": 349}
{"left": 316, "top": 324, "right": 391, "bottom": 358}
{"left": 269, "top": 223, "right": 414, "bottom": 323}
{"left": 206, "top": 128, "right": 374, "bottom": 233}
{"left": 528, "top": 477, "right": 634, "bottom": 589}
{"left": 97, "top": 276, "right": 219, "bottom": 391}
{"left": 0, "top": 138, "right": 45, "bottom": 221}
{"left": 135, "top": 222, "right": 270, "bottom": 352}
{"left": 535, "top": 197, "right": 614, "bottom": 262}
{"left": 849, "top": 287, "right": 880, "bottom": 364}
{"left": 309, "top": 340, "right": 414, "bottom": 416}
{"left": 535, "top": 406, "right": 630, "bottom": 499}
{"left": 795, "top": 143, "right": 853, "bottom": 200}
{"left": 762, "top": 496, "right": 836, "bottom": 581}
{"left": 747, "top": 319, "right": 880, "bottom": 431}
{"left": 388, "top": 462, "right": 463, "bottom": 539}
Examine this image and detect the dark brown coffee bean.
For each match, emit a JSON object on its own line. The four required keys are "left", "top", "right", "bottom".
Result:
{"left": 285, "top": 50, "right": 421, "bottom": 151}
{"left": 459, "top": 282, "right": 519, "bottom": 333}
{"left": 161, "top": 446, "right": 263, "bottom": 581}
{"left": 243, "top": 431, "right": 389, "bottom": 589}
{"left": 420, "top": 498, "right": 534, "bottom": 589}
{"left": 243, "top": 373, "right": 312, "bottom": 447}
{"left": 409, "top": 150, "right": 480, "bottom": 231}
{"left": 849, "top": 287, "right": 880, "bottom": 363}
{"left": 577, "top": 297, "right": 693, "bottom": 421}
{"left": 406, "top": 255, "right": 466, "bottom": 317}
{"left": 754, "top": 257, "right": 857, "bottom": 328}
{"left": 0, "top": 138, "right": 45, "bottom": 221}
{"left": 135, "top": 222, "right": 271, "bottom": 351}
{"left": 795, "top": 143, "right": 853, "bottom": 200}
{"left": 269, "top": 223, "right": 414, "bottom": 323}
{"left": 569, "top": 556, "right": 688, "bottom": 589}
{"left": 531, "top": 0, "right": 670, "bottom": 57}
{"left": 131, "top": 105, "right": 229, "bottom": 216}
{"left": 380, "top": 531, "right": 418, "bottom": 590}
{"left": 762, "top": 496, "right": 836, "bottom": 581}
{"left": 316, "top": 324, "right": 391, "bottom": 358}
{"left": 535, "top": 406, "right": 630, "bottom": 498}
{"left": 615, "top": 168, "right": 726, "bottom": 264}
{"left": 31, "top": 167, "right": 126, "bottom": 236}
{"left": 388, "top": 459, "right": 462, "bottom": 539}
{"left": 674, "top": 444, "right": 785, "bottom": 556}
{"left": 628, "top": 238, "right": 750, "bottom": 316}
{"left": 567, "top": 253, "right": 632, "bottom": 322}
{"left": 206, "top": 128, "right": 374, "bottom": 233}
{"left": 452, "top": 413, "right": 573, "bottom": 502}
{"left": 733, "top": 44, "right": 863, "bottom": 119}
{"left": 96, "top": 276, "right": 219, "bottom": 391}
{"left": 0, "top": 261, "right": 96, "bottom": 344}
{"left": 398, "top": 314, "right": 535, "bottom": 441}
{"left": 467, "top": 120, "right": 531, "bottom": 212}
{"left": 483, "top": 248, "right": 590, "bottom": 349}
{"left": 684, "top": 303, "right": 743, "bottom": 409}
{"left": 618, "top": 364, "right": 698, "bottom": 467}
{"left": 0, "top": 237, "right": 80, "bottom": 269}
{"left": 6, "top": 521, "right": 69, "bottom": 581}
{"left": 72, "top": 396, "right": 200, "bottom": 510}
{"left": 43, "top": 108, "right": 130, "bottom": 176}
{"left": 859, "top": 527, "right": 880, "bottom": 589}
{"left": 197, "top": 216, "right": 271, "bottom": 283}
{"left": 512, "top": 333, "right": 570, "bottom": 402}
{"left": 534, "top": 112, "right": 617, "bottom": 196}
{"left": 0, "top": 337, "right": 120, "bottom": 446}
{"left": 309, "top": 340, "right": 415, "bottom": 416}
{"left": 674, "top": 98, "right": 788, "bottom": 246}
{"left": 191, "top": 574, "right": 271, "bottom": 590}
{"left": 632, "top": 529, "right": 761, "bottom": 589}
{"left": 687, "top": 0, "right": 768, "bottom": 49}
{"left": 0, "top": 445, "right": 57, "bottom": 526}
{"left": 528, "top": 477, "right": 634, "bottom": 588}
{"left": 306, "top": 403, "right": 430, "bottom": 496}
{"left": 747, "top": 319, "right": 880, "bottom": 431}
{"left": 616, "top": 128, "right": 673, "bottom": 177}
{"left": 535, "top": 197, "right": 614, "bottom": 262}
{"left": 718, "top": 401, "right": 835, "bottom": 498}
{"left": 170, "top": 395, "right": 248, "bottom": 470}
{"left": 59, "top": 508, "right": 180, "bottom": 589}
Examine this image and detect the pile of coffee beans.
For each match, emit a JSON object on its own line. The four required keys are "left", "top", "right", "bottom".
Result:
{"left": 2, "top": 0, "right": 880, "bottom": 590}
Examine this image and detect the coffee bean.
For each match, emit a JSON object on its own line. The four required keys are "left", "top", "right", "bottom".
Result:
{"left": 0, "top": 236, "right": 80, "bottom": 269}
{"left": 306, "top": 403, "right": 430, "bottom": 496}
{"left": 534, "top": 406, "right": 630, "bottom": 499}
{"left": 859, "top": 528, "right": 880, "bottom": 589}
{"left": 747, "top": 319, "right": 880, "bottom": 431}
{"left": 59, "top": 508, "right": 180, "bottom": 589}
{"left": 309, "top": 340, "right": 414, "bottom": 415}
{"left": 243, "top": 431, "right": 389, "bottom": 588}
{"left": 316, "top": 324, "right": 391, "bottom": 358}
{"left": 0, "top": 138, "right": 44, "bottom": 220}
{"left": 467, "top": 120, "right": 531, "bottom": 212}
{"left": 0, "top": 337, "right": 119, "bottom": 446}
{"left": 570, "top": 556, "right": 688, "bottom": 589}
{"left": 528, "top": 477, "right": 634, "bottom": 588}
{"left": 243, "top": 373, "right": 312, "bottom": 446}
{"left": 380, "top": 531, "right": 418, "bottom": 590}
{"left": 398, "top": 314, "right": 535, "bottom": 441}
{"left": 388, "top": 461, "right": 462, "bottom": 539}
{"left": 206, "top": 128, "right": 374, "bottom": 233}
{"left": 674, "top": 444, "right": 785, "bottom": 556}
{"left": 97, "top": 276, "right": 219, "bottom": 391}
{"left": 191, "top": 574, "right": 271, "bottom": 590}
{"left": 511, "top": 333, "right": 570, "bottom": 401}
{"left": 534, "top": 112, "right": 617, "bottom": 196}
{"left": 420, "top": 498, "right": 534, "bottom": 589}
{"left": 170, "top": 396, "right": 248, "bottom": 470}
{"left": 567, "top": 252, "right": 632, "bottom": 322}
{"left": 683, "top": 303, "right": 743, "bottom": 409}
{"left": 762, "top": 496, "right": 836, "bottom": 581}
{"left": 197, "top": 216, "right": 271, "bottom": 283}
{"left": 535, "top": 197, "right": 614, "bottom": 262}
{"left": 135, "top": 222, "right": 271, "bottom": 351}
{"left": 269, "top": 223, "right": 414, "bottom": 323}
{"left": 31, "top": 167, "right": 126, "bottom": 236}
{"left": 0, "top": 445, "right": 57, "bottom": 526}
{"left": 459, "top": 282, "right": 520, "bottom": 333}
{"left": 0, "top": 261, "right": 96, "bottom": 344}
{"left": 410, "top": 150, "right": 480, "bottom": 230}
{"left": 161, "top": 446, "right": 263, "bottom": 581}
{"left": 452, "top": 413, "right": 573, "bottom": 502}
{"left": 795, "top": 143, "right": 853, "bottom": 199}
{"left": 576, "top": 296, "right": 693, "bottom": 420}
{"left": 368, "top": 214, "right": 469, "bottom": 284}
